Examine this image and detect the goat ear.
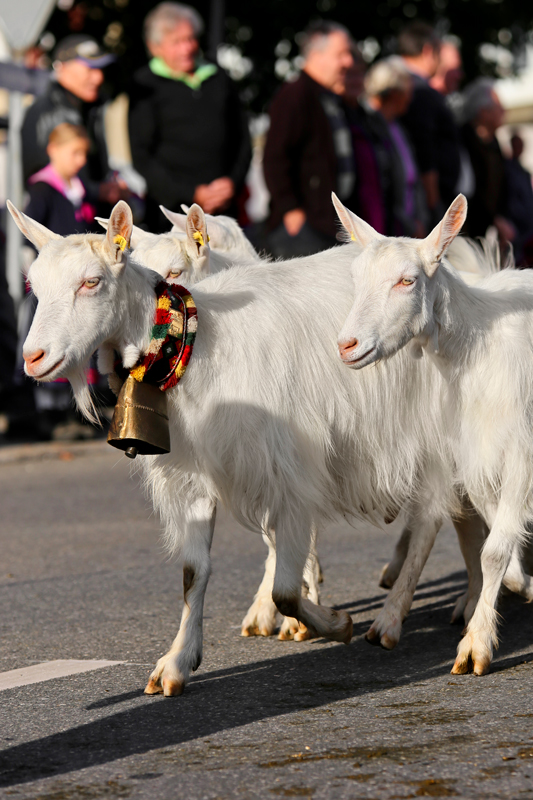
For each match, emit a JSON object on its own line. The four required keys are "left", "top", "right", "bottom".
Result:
{"left": 7, "top": 200, "right": 60, "bottom": 251}
{"left": 97, "top": 217, "right": 151, "bottom": 249}
{"left": 160, "top": 205, "right": 187, "bottom": 232}
{"left": 422, "top": 194, "right": 467, "bottom": 276}
{"left": 105, "top": 200, "right": 133, "bottom": 267}
{"left": 186, "top": 203, "right": 209, "bottom": 258}
{"left": 95, "top": 216, "right": 109, "bottom": 230}
{"left": 331, "top": 193, "right": 384, "bottom": 247}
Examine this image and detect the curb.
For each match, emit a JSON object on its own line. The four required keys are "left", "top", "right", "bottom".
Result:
{"left": 0, "top": 439, "right": 110, "bottom": 465}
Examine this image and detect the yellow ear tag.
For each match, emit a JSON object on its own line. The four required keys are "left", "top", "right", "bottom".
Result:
{"left": 114, "top": 234, "right": 129, "bottom": 251}
{"left": 192, "top": 231, "right": 210, "bottom": 247}
{"left": 351, "top": 233, "right": 356, "bottom": 242}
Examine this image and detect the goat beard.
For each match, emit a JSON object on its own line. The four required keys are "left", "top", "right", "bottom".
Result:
{"left": 69, "top": 364, "right": 100, "bottom": 427}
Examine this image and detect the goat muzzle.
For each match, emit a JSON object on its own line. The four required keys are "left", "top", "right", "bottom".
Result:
{"left": 338, "top": 339, "right": 358, "bottom": 361}
{"left": 23, "top": 349, "right": 46, "bottom": 375}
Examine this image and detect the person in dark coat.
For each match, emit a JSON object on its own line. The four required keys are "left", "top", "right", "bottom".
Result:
{"left": 397, "top": 22, "right": 462, "bottom": 223}
{"left": 461, "top": 79, "right": 515, "bottom": 246}
{"left": 263, "top": 21, "right": 355, "bottom": 258}
{"left": 21, "top": 35, "right": 124, "bottom": 211}
{"left": 129, "top": 2, "right": 251, "bottom": 232}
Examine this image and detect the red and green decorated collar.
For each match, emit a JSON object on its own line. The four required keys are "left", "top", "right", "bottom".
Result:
{"left": 116, "top": 281, "right": 198, "bottom": 392}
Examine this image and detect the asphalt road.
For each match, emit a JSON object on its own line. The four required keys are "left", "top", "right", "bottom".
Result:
{"left": 0, "top": 443, "right": 532, "bottom": 800}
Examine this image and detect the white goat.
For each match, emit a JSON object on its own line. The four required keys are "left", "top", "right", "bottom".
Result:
{"left": 106, "top": 212, "right": 489, "bottom": 637}
{"left": 11, "top": 199, "right": 488, "bottom": 696}
{"left": 335, "top": 193, "right": 533, "bottom": 675}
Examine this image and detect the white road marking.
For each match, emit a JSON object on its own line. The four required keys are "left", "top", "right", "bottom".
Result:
{"left": 0, "top": 659, "right": 124, "bottom": 692}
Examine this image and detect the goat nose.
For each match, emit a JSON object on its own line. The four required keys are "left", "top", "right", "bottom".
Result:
{"left": 338, "top": 339, "right": 358, "bottom": 359}
{"left": 23, "top": 349, "right": 46, "bottom": 373}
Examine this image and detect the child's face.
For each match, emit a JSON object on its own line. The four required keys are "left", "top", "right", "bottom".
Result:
{"left": 47, "top": 137, "right": 88, "bottom": 180}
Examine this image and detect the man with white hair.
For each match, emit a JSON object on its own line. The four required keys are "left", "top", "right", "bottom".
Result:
{"left": 129, "top": 1, "right": 251, "bottom": 232}
{"left": 263, "top": 20, "right": 354, "bottom": 257}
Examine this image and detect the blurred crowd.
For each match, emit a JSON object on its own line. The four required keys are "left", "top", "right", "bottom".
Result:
{"left": 263, "top": 19, "right": 533, "bottom": 264}
{"left": 1, "top": 3, "right": 533, "bottom": 442}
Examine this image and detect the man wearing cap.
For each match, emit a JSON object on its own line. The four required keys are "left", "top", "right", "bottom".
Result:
{"left": 21, "top": 34, "right": 122, "bottom": 206}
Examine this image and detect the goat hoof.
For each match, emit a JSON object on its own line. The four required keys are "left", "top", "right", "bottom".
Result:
{"left": 241, "top": 601, "right": 278, "bottom": 638}
{"left": 451, "top": 656, "right": 471, "bottom": 675}
{"left": 453, "top": 632, "right": 492, "bottom": 676}
{"left": 277, "top": 629, "right": 294, "bottom": 641}
{"left": 242, "top": 623, "right": 275, "bottom": 638}
{"left": 162, "top": 677, "right": 185, "bottom": 697}
{"left": 294, "top": 623, "right": 317, "bottom": 642}
{"left": 380, "top": 633, "right": 398, "bottom": 650}
{"left": 241, "top": 624, "right": 259, "bottom": 637}
{"left": 379, "top": 563, "right": 397, "bottom": 590}
{"left": 144, "top": 677, "right": 164, "bottom": 695}
{"left": 340, "top": 614, "right": 353, "bottom": 644}
{"left": 278, "top": 617, "right": 299, "bottom": 641}
{"left": 365, "top": 627, "right": 381, "bottom": 646}
{"left": 473, "top": 659, "right": 491, "bottom": 676}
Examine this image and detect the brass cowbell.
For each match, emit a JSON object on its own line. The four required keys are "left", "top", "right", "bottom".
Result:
{"left": 107, "top": 375, "right": 170, "bottom": 459}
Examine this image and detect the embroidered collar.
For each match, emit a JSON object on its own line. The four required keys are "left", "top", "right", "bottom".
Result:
{"left": 117, "top": 281, "right": 198, "bottom": 392}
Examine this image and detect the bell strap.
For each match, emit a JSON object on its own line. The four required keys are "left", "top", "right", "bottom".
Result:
{"left": 115, "top": 281, "right": 198, "bottom": 392}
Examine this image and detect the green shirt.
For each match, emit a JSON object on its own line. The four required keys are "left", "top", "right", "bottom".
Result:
{"left": 148, "top": 57, "right": 218, "bottom": 90}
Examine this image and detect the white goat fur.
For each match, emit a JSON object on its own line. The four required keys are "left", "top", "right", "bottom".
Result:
{"left": 335, "top": 193, "right": 533, "bottom": 675}
{"left": 12, "top": 200, "right": 490, "bottom": 696}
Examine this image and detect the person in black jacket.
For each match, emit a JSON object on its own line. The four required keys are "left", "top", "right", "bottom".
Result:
{"left": 263, "top": 21, "right": 355, "bottom": 258}
{"left": 21, "top": 35, "right": 124, "bottom": 211}
{"left": 129, "top": 2, "right": 251, "bottom": 232}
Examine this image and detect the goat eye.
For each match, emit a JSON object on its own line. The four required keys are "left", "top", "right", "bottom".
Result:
{"left": 83, "top": 278, "right": 100, "bottom": 289}
{"left": 399, "top": 277, "right": 415, "bottom": 286}
{"left": 169, "top": 269, "right": 183, "bottom": 278}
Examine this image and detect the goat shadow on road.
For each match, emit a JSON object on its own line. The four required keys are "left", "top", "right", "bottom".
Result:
{"left": 0, "top": 572, "right": 531, "bottom": 789}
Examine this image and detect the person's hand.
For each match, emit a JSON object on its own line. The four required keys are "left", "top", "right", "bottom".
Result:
{"left": 192, "top": 184, "right": 214, "bottom": 212}
{"left": 283, "top": 209, "right": 306, "bottom": 237}
{"left": 209, "top": 177, "right": 234, "bottom": 207}
{"left": 193, "top": 178, "right": 235, "bottom": 214}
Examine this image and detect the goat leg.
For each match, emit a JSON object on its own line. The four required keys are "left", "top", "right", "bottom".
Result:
{"left": 145, "top": 495, "right": 216, "bottom": 697}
